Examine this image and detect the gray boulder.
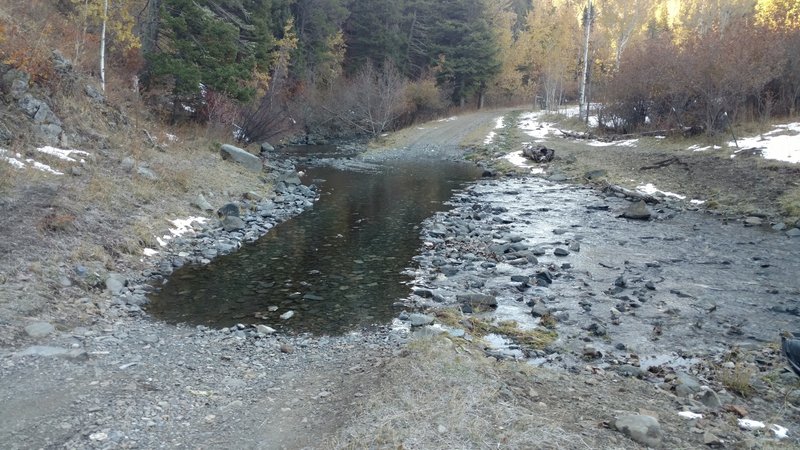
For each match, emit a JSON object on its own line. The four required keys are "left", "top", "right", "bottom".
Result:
{"left": 18, "top": 94, "right": 61, "bottom": 125}
{"left": 220, "top": 144, "right": 262, "bottom": 172}
{"left": 408, "top": 313, "right": 435, "bottom": 327}
{"left": 24, "top": 322, "right": 55, "bottom": 338}
{"left": 217, "top": 203, "right": 240, "bottom": 218}
{"left": 1, "top": 68, "right": 29, "bottom": 99}
{"left": 622, "top": 200, "right": 652, "bottom": 220}
{"left": 457, "top": 293, "right": 498, "bottom": 309}
{"left": 84, "top": 84, "right": 105, "bottom": 102}
{"left": 260, "top": 142, "right": 275, "bottom": 153}
{"left": 674, "top": 371, "right": 702, "bottom": 397}
{"left": 36, "top": 124, "right": 63, "bottom": 146}
{"left": 222, "top": 216, "right": 246, "bottom": 232}
{"left": 192, "top": 194, "right": 215, "bottom": 212}
{"left": 613, "top": 414, "right": 662, "bottom": 448}
{"left": 105, "top": 273, "right": 126, "bottom": 295}
{"left": 137, "top": 165, "right": 159, "bottom": 181}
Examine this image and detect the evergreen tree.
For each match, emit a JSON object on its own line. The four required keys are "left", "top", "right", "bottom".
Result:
{"left": 343, "top": 0, "right": 406, "bottom": 74}
{"left": 290, "top": 0, "right": 350, "bottom": 85}
{"left": 427, "top": 0, "right": 501, "bottom": 106}
{"left": 147, "top": 0, "right": 258, "bottom": 106}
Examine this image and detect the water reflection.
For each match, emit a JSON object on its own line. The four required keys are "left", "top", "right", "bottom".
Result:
{"left": 147, "top": 159, "right": 481, "bottom": 334}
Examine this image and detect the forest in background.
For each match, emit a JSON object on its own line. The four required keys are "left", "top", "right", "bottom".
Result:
{"left": 1, "top": 0, "right": 799, "bottom": 142}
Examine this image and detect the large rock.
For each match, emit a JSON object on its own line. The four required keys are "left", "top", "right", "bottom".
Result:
{"left": 457, "top": 293, "right": 498, "bottom": 309}
{"left": 105, "top": 273, "right": 126, "bottom": 295}
{"left": 192, "top": 193, "right": 214, "bottom": 212}
{"left": 613, "top": 414, "right": 662, "bottom": 448}
{"left": 222, "top": 216, "right": 246, "bottom": 232}
{"left": 18, "top": 94, "right": 60, "bottom": 125}
{"left": 220, "top": 144, "right": 262, "bottom": 172}
{"left": 260, "top": 142, "right": 275, "bottom": 153}
{"left": 1, "top": 68, "right": 29, "bottom": 99}
{"left": 24, "top": 322, "right": 55, "bottom": 338}
{"left": 622, "top": 200, "right": 652, "bottom": 220}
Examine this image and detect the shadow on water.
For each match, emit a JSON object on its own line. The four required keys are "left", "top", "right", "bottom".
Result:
{"left": 147, "top": 152, "right": 481, "bottom": 334}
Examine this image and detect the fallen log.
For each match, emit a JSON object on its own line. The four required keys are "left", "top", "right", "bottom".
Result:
{"left": 522, "top": 143, "right": 555, "bottom": 163}
{"left": 603, "top": 183, "right": 660, "bottom": 204}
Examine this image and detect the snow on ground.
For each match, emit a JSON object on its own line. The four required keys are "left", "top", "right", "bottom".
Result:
{"left": 36, "top": 146, "right": 90, "bottom": 162}
{"left": 484, "top": 116, "right": 506, "bottom": 144}
{"left": 637, "top": 183, "right": 686, "bottom": 200}
{"left": 437, "top": 116, "right": 458, "bottom": 123}
{"left": 0, "top": 148, "right": 26, "bottom": 169}
{"left": 518, "top": 112, "right": 559, "bottom": 141}
{"left": 1, "top": 146, "right": 93, "bottom": 175}
{"left": 588, "top": 139, "right": 639, "bottom": 148}
{"left": 688, "top": 144, "right": 722, "bottom": 152}
{"left": 730, "top": 122, "right": 800, "bottom": 163}
{"left": 500, "top": 150, "right": 545, "bottom": 174}
{"left": 151, "top": 216, "right": 209, "bottom": 252}
{"left": 637, "top": 183, "right": 706, "bottom": 205}
{"left": 27, "top": 159, "right": 63, "bottom": 175}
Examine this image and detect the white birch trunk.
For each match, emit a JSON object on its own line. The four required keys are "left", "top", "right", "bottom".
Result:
{"left": 100, "top": 0, "right": 108, "bottom": 92}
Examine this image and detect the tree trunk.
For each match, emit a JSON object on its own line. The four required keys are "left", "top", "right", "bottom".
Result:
{"left": 140, "top": 0, "right": 162, "bottom": 56}
{"left": 100, "top": 0, "right": 108, "bottom": 92}
{"left": 579, "top": 0, "right": 592, "bottom": 123}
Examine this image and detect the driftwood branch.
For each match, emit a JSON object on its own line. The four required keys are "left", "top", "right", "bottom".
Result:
{"left": 639, "top": 157, "right": 689, "bottom": 171}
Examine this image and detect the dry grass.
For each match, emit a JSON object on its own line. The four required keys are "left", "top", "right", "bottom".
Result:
{"left": 719, "top": 363, "right": 756, "bottom": 398}
{"left": 778, "top": 186, "right": 800, "bottom": 219}
{"left": 331, "top": 335, "right": 582, "bottom": 449}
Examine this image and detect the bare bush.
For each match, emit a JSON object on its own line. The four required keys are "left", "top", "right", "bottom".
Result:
{"left": 236, "top": 81, "right": 295, "bottom": 144}
{"left": 601, "top": 22, "right": 785, "bottom": 135}
{"left": 342, "top": 61, "right": 410, "bottom": 136}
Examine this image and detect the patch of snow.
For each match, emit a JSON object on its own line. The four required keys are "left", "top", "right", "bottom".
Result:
{"left": 770, "top": 424, "right": 788, "bottom": 439}
{"left": 501, "top": 150, "right": 545, "bottom": 174}
{"left": 437, "top": 116, "right": 458, "bottom": 122}
{"left": 0, "top": 148, "right": 26, "bottom": 169}
{"left": 690, "top": 199, "right": 706, "bottom": 205}
{"left": 143, "top": 248, "right": 159, "bottom": 257}
{"left": 689, "top": 144, "right": 722, "bottom": 152}
{"left": 169, "top": 217, "right": 207, "bottom": 238}
{"left": 36, "top": 146, "right": 90, "bottom": 162}
{"left": 494, "top": 117, "right": 505, "bottom": 129}
{"left": 484, "top": 131, "right": 497, "bottom": 144}
{"left": 518, "top": 112, "right": 558, "bottom": 141}
{"left": 678, "top": 411, "right": 703, "bottom": 420}
{"left": 165, "top": 133, "right": 178, "bottom": 142}
{"left": 588, "top": 139, "right": 639, "bottom": 148}
{"left": 156, "top": 236, "right": 169, "bottom": 247}
{"left": 26, "top": 159, "right": 63, "bottom": 175}
{"left": 738, "top": 419, "right": 765, "bottom": 430}
{"left": 655, "top": 136, "right": 666, "bottom": 139}
{"left": 637, "top": 183, "right": 686, "bottom": 200}
{"left": 731, "top": 122, "right": 800, "bottom": 163}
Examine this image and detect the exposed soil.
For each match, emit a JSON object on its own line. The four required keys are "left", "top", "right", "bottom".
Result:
{"left": 1, "top": 107, "right": 799, "bottom": 449}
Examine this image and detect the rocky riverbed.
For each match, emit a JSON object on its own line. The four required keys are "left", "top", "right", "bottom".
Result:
{"left": 391, "top": 173, "right": 800, "bottom": 447}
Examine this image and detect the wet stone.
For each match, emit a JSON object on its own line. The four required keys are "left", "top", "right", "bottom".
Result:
{"left": 24, "top": 322, "right": 55, "bottom": 338}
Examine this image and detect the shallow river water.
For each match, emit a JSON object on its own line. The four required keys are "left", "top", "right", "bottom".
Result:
{"left": 147, "top": 157, "right": 481, "bottom": 334}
